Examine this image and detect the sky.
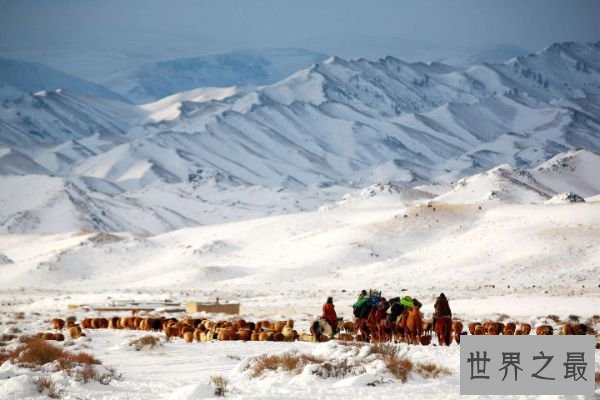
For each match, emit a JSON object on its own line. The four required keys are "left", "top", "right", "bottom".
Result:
{"left": 1, "top": 0, "right": 599, "bottom": 77}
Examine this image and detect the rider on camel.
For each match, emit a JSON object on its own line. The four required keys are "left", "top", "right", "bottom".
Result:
{"left": 432, "top": 292, "right": 452, "bottom": 328}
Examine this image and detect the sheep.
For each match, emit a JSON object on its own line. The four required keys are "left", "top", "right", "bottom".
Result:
{"left": 68, "top": 325, "right": 82, "bottom": 339}
{"left": 52, "top": 318, "right": 65, "bottom": 330}
{"left": 536, "top": 325, "right": 554, "bottom": 335}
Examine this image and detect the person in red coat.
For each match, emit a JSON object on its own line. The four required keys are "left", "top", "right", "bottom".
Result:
{"left": 322, "top": 297, "right": 338, "bottom": 332}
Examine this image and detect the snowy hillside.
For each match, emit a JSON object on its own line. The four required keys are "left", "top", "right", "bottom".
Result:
{"left": 0, "top": 56, "right": 128, "bottom": 102}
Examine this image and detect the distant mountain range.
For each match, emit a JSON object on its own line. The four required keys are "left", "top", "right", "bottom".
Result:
{"left": 0, "top": 57, "right": 129, "bottom": 103}
{"left": 1, "top": 41, "right": 599, "bottom": 233}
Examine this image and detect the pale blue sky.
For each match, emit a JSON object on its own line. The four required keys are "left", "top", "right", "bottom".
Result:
{"left": 1, "top": 0, "right": 598, "bottom": 70}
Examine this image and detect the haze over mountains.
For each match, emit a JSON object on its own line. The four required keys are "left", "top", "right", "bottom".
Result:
{"left": 1, "top": 41, "right": 600, "bottom": 234}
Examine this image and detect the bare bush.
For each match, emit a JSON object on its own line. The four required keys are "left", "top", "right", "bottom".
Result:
{"left": 568, "top": 315, "right": 580, "bottom": 323}
{"left": 415, "top": 361, "right": 452, "bottom": 379}
{"left": 250, "top": 353, "right": 324, "bottom": 378}
{"left": 15, "top": 339, "right": 64, "bottom": 366}
{"left": 35, "top": 375, "right": 59, "bottom": 398}
{"left": 368, "top": 343, "right": 400, "bottom": 358}
{"left": 129, "top": 335, "right": 160, "bottom": 351}
{"left": 210, "top": 375, "right": 229, "bottom": 397}
{"left": 386, "top": 355, "right": 414, "bottom": 383}
{"left": 315, "top": 359, "right": 355, "bottom": 378}
{"left": 546, "top": 315, "right": 561, "bottom": 323}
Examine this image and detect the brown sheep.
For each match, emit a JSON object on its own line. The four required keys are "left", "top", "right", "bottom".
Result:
{"left": 238, "top": 329, "right": 252, "bottom": 341}
{"left": 52, "top": 318, "right": 65, "bottom": 330}
{"left": 515, "top": 329, "right": 523, "bottom": 335}
{"left": 337, "top": 333, "right": 353, "bottom": 342}
{"left": 560, "top": 323, "right": 574, "bottom": 335}
{"left": 81, "top": 319, "right": 92, "bottom": 329}
{"left": 41, "top": 332, "right": 55, "bottom": 340}
{"left": 468, "top": 322, "right": 481, "bottom": 335}
{"left": 108, "top": 317, "right": 120, "bottom": 329}
{"left": 281, "top": 325, "right": 295, "bottom": 342}
{"left": 503, "top": 322, "right": 516, "bottom": 335}
{"left": 342, "top": 320, "right": 355, "bottom": 334}
{"left": 572, "top": 323, "right": 588, "bottom": 335}
{"left": 68, "top": 326, "right": 82, "bottom": 339}
{"left": 453, "top": 321, "right": 463, "bottom": 344}
{"left": 54, "top": 333, "right": 65, "bottom": 341}
{"left": 536, "top": 325, "right": 554, "bottom": 335}
{"left": 165, "top": 325, "right": 180, "bottom": 341}
{"left": 273, "top": 321, "right": 285, "bottom": 332}
{"left": 183, "top": 331, "right": 194, "bottom": 343}
{"left": 474, "top": 325, "right": 486, "bottom": 335}
{"left": 250, "top": 332, "right": 260, "bottom": 341}
{"left": 193, "top": 326, "right": 204, "bottom": 342}
{"left": 520, "top": 323, "right": 532, "bottom": 335}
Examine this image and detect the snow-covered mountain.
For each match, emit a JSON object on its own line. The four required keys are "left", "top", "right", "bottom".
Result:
{"left": 433, "top": 149, "right": 600, "bottom": 204}
{"left": 101, "top": 48, "right": 328, "bottom": 104}
{"left": 0, "top": 56, "right": 128, "bottom": 102}
{"left": 1, "top": 41, "right": 600, "bottom": 233}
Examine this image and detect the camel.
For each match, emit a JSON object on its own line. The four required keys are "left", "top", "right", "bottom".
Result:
{"left": 434, "top": 317, "right": 452, "bottom": 346}
{"left": 404, "top": 307, "right": 423, "bottom": 345}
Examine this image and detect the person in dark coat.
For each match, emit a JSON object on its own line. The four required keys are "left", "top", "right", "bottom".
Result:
{"left": 432, "top": 292, "right": 452, "bottom": 328}
{"left": 387, "top": 297, "right": 403, "bottom": 322}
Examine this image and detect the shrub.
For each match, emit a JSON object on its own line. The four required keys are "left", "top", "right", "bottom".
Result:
{"left": 75, "top": 364, "right": 99, "bottom": 383}
{"left": 65, "top": 352, "right": 101, "bottom": 365}
{"left": 250, "top": 353, "right": 324, "bottom": 378}
{"left": 386, "top": 355, "right": 413, "bottom": 383}
{"left": 315, "top": 359, "right": 355, "bottom": 378}
{"left": 35, "top": 375, "right": 59, "bottom": 398}
{"left": 17, "top": 339, "right": 64, "bottom": 366}
{"left": 18, "top": 335, "right": 36, "bottom": 344}
{"left": 415, "top": 361, "right": 451, "bottom": 379}
{"left": 130, "top": 335, "right": 160, "bottom": 351}
{"left": 497, "top": 314, "right": 510, "bottom": 322}
{"left": 568, "top": 315, "right": 580, "bottom": 323}
{"left": 546, "top": 315, "right": 561, "bottom": 323}
{"left": 368, "top": 343, "right": 400, "bottom": 358}
{"left": 210, "top": 375, "right": 229, "bottom": 397}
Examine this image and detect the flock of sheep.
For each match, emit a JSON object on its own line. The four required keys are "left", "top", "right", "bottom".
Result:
{"left": 32, "top": 315, "right": 594, "bottom": 346}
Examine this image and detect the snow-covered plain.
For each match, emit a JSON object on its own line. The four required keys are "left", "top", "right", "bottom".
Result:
{"left": 1, "top": 173, "right": 599, "bottom": 398}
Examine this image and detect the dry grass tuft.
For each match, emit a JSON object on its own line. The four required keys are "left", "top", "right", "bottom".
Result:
{"left": 129, "top": 335, "right": 160, "bottom": 351}
{"left": 67, "top": 352, "right": 101, "bottom": 365}
{"left": 250, "top": 353, "right": 324, "bottom": 378}
{"left": 210, "top": 375, "right": 229, "bottom": 397}
{"left": 369, "top": 343, "right": 400, "bottom": 358}
{"left": 18, "top": 335, "right": 36, "bottom": 344}
{"left": 497, "top": 314, "right": 510, "bottom": 322}
{"left": 546, "top": 314, "right": 561, "bottom": 323}
{"left": 7, "top": 338, "right": 117, "bottom": 386}
{"left": 568, "top": 314, "right": 581, "bottom": 323}
{"left": 386, "top": 355, "right": 414, "bottom": 383}
{"left": 35, "top": 375, "right": 59, "bottom": 398}
{"left": 315, "top": 359, "right": 354, "bottom": 378}
{"left": 415, "top": 361, "right": 452, "bottom": 379}
{"left": 15, "top": 339, "right": 64, "bottom": 366}
{"left": 75, "top": 364, "right": 99, "bottom": 384}
{"left": 595, "top": 371, "right": 600, "bottom": 384}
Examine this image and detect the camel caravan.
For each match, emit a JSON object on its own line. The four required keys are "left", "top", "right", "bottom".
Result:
{"left": 36, "top": 291, "right": 594, "bottom": 346}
